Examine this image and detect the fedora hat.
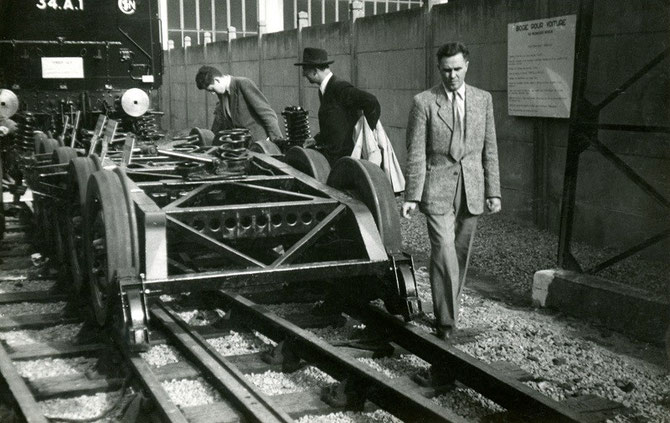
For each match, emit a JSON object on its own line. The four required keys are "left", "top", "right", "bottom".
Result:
{"left": 294, "top": 47, "right": 334, "bottom": 66}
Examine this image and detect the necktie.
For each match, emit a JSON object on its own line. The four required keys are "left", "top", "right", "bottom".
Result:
{"left": 220, "top": 92, "right": 233, "bottom": 128}
{"left": 449, "top": 92, "right": 464, "bottom": 161}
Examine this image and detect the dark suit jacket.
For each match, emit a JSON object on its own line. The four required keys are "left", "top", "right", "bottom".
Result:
{"left": 405, "top": 83, "right": 500, "bottom": 216}
{"left": 315, "top": 76, "right": 380, "bottom": 164}
{"left": 212, "top": 77, "right": 282, "bottom": 141}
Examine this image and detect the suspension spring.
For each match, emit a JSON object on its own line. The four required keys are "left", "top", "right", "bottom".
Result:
{"left": 281, "top": 106, "right": 310, "bottom": 147}
{"left": 13, "top": 112, "right": 37, "bottom": 157}
{"left": 215, "top": 129, "right": 251, "bottom": 176}
{"left": 134, "top": 113, "right": 164, "bottom": 142}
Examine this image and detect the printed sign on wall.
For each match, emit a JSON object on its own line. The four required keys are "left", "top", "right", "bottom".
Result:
{"left": 508, "top": 15, "right": 577, "bottom": 118}
{"left": 41, "top": 57, "right": 84, "bottom": 79}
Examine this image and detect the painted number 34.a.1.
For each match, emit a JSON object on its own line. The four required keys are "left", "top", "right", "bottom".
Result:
{"left": 36, "top": 0, "right": 84, "bottom": 11}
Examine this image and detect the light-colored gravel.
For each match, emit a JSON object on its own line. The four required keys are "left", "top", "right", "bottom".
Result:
{"left": 41, "top": 391, "right": 124, "bottom": 421}
{"left": 434, "top": 387, "right": 504, "bottom": 421}
{"left": 450, "top": 292, "right": 670, "bottom": 422}
{"left": 0, "top": 279, "right": 57, "bottom": 293}
{"left": 0, "top": 301, "right": 67, "bottom": 317}
{"left": 246, "top": 366, "right": 336, "bottom": 395}
{"left": 0, "top": 323, "right": 83, "bottom": 347}
{"left": 400, "top": 208, "right": 669, "bottom": 300}
{"left": 162, "top": 378, "right": 222, "bottom": 407}
{"left": 141, "top": 344, "right": 181, "bottom": 367}
{"left": 207, "top": 330, "right": 273, "bottom": 356}
{"left": 15, "top": 356, "right": 97, "bottom": 380}
{"left": 297, "top": 410, "right": 401, "bottom": 423}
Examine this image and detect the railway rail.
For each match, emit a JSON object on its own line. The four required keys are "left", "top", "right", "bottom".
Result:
{"left": 0, "top": 216, "right": 589, "bottom": 422}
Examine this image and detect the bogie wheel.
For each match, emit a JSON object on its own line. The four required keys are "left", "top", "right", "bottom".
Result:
{"left": 33, "top": 131, "right": 48, "bottom": 154}
{"left": 84, "top": 170, "right": 134, "bottom": 325}
{"left": 327, "top": 157, "right": 401, "bottom": 252}
{"left": 37, "top": 138, "right": 59, "bottom": 155}
{"left": 190, "top": 127, "right": 215, "bottom": 147}
{"left": 65, "top": 157, "right": 101, "bottom": 293}
{"left": 48, "top": 147, "right": 79, "bottom": 272}
{"left": 286, "top": 146, "right": 331, "bottom": 184}
{"left": 52, "top": 146, "right": 78, "bottom": 165}
{"left": 249, "top": 139, "right": 281, "bottom": 155}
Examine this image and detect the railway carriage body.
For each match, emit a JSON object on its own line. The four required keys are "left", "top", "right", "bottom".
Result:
{"left": 0, "top": 0, "right": 162, "bottom": 125}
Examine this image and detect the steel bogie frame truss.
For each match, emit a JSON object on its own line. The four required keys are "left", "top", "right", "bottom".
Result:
{"left": 130, "top": 152, "right": 391, "bottom": 292}
{"left": 557, "top": 0, "right": 670, "bottom": 273}
{"left": 28, "top": 136, "right": 420, "bottom": 349}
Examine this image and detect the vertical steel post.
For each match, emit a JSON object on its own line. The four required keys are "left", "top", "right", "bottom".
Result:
{"left": 297, "top": 11, "right": 309, "bottom": 108}
{"left": 556, "top": 0, "right": 595, "bottom": 269}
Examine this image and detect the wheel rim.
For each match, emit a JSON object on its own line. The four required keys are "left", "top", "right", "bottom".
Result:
{"left": 249, "top": 139, "right": 281, "bottom": 155}
{"left": 327, "top": 157, "right": 401, "bottom": 252}
{"left": 286, "top": 146, "right": 331, "bottom": 183}
{"left": 84, "top": 170, "right": 133, "bottom": 325}
{"left": 65, "top": 157, "right": 100, "bottom": 293}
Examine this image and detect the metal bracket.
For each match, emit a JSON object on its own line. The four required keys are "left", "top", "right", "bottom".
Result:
{"left": 386, "top": 253, "right": 422, "bottom": 321}
{"left": 117, "top": 268, "right": 150, "bottom": 351}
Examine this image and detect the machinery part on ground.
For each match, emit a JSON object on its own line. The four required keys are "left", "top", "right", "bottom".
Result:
{"left": 285, "top": 146, "right": 331, "bottom": 183}
{"left": 0, "top": 89, "right": 18, "bottom": 119}
{"left": 120, "top": 88, "right": 151, "bottom": 118}
{"left": 84, "top": 170, "right": 135, "bottom": 325}
{"left": 281, "top": 106, "right": 310, "bottom": 147}
{"left": 65, "top": 156, "right": 102, "bottom": 294}
{"left": 327, "top": 157, "right": 402, "bottom": 253}
{"left": 249, "top": 139, "right": 281, "bottom": 155}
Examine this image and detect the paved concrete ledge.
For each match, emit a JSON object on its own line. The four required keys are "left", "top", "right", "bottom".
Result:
{"left": 532, "top": 269, "right": 670, "bottom": 345}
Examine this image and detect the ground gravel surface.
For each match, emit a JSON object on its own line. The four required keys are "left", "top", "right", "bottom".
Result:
{"left": 452, "top": 292, "right": 670, "bottom": 422}
{"left": 399, "top": 210, "right": 669, "bottom": 300}
{"left": 0, "top": 323, "right": 83, "bottom": 347}
{"left": 297, "top": 410, "right": 401, "bottom": 423}
{"left": 16, "top": 356, "right": 97, "bottom": 380}
{"left": 0, "top": 279, "right": 56, "bottom": 293}
{"left": 247, "top": 366, "right": 336, "bottom": 395}
{"left": 0, "top": 301, "right": 66, "bottom": 317}
{"left": 162, "top": 378, "right": 222, "bottom": 407}
{"left": 141, "top": 344, "right": 181, "bottom": 367}
{"left": 207, "top": 330, "right": 273, "bottom": 356}
{"left": 40, "top": 391, "right": 125, "bottom": 421}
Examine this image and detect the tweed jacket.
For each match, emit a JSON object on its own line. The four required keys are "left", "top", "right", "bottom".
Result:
{"left": 315, "top": 76, "right": 380, "bottom": 164}
{"left": 405, "top": 83, "right": 500, "bottom": 215}
{"left": 212, "top": 77, "right": 283, "bottom": 141}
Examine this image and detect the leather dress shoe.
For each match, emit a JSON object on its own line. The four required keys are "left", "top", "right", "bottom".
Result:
{"left": 435, "top": 327, "right": 454, "bottom": 342}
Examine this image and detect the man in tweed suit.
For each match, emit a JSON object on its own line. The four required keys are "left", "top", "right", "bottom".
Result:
{"left": 195, "top": 66, "right": 282, "bottom": 142}
{"left": 402, "top": 42, "right": 501, "bottom": 340}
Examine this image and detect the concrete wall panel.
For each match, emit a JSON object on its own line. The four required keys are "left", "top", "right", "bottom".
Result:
{"left": 231, "top": 36, "right": 259, "bottom": 62}
{"left": 357, "top": 8, "right": 424, "bottom": 52}
{"left": 498, "top": 140, "right": 535, "bottom": 192}
{"left": 357, "top": 49, "right": 424, "bottom": 90}
{"left": 262, "top": 58, "right": 300, "bottom": 87}
{"left": 263, "top": 30, "right": 299, "bottom": 60}
{"left": 302, "top": 22, "right": 350, "bottom": 56}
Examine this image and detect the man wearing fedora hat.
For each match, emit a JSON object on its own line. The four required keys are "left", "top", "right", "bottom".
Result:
{"left": 195, "top": 66, "right": 283, "bottom": 142}
{"left": 295, "top": 47, "right": 380, "bottom": 165}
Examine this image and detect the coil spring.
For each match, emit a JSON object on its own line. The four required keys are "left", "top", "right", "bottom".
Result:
{"left": 135, "top": 113, "right": 163, "bottom": 142}
{"left": 281, "top": 106, "right": 310, "bottom": 146}
{"left": 13, "top": 113, "right": 37, "bottom": 156}
{"left": 215, "top": 129, "right": 251, "bottom": 176}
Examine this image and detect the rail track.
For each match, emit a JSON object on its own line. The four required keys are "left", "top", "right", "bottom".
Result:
{"left": 0, "top": 214, "right": 596, "bottom": 422}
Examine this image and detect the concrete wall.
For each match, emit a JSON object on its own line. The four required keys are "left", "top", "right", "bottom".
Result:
{"left": 159, "top": 0, "right": 670, "bottom": 258}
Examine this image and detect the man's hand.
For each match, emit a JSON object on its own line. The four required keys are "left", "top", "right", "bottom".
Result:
{"left": 303, "top": 137, "right": 316, "bottom": 148}
{"left": 401, "top": 201, "right": 417, "bottom": 219}
{"left": 486, "top": 197, "right": 501, "bottom": 214}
